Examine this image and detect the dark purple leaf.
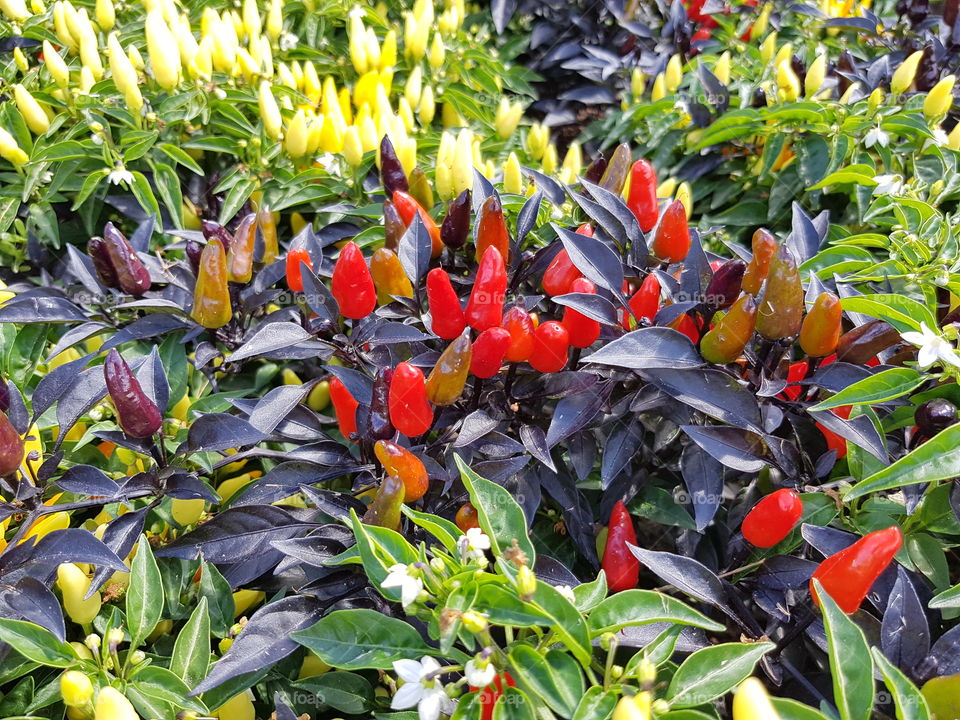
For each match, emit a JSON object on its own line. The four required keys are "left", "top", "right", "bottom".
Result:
{"left": 681, "top": 425, "right": 768, "bottom": 472}
{"left": 644, "top": 368, "right": 762, "bottom": 432}
{"left": 179, "top": 414, "right": 268, "bottom": 453}
{"left": 546, "top": 387, "right": 609, "bottom": 448}
{"left": 520, "top": 425, "right": 555, "bottom": 471}
{"left": 248, "top": 384, "right": 311, "bottom": 434}
{"left": 583, "top": 327, "right": 703, "bottom": 370}
{"left": 807, "top": 408, "right": 886, "bottom": 461}
{"left": 553, "top": 223, "right": 625, "bottom": 300}
{"left": 881, "top": 566, "right": 930, "bottom": 672}
{"left": 56, "top": 465, "right": 120, "bottom": 496}
{"left": 398, "top": 212, "right": 431, "bottom": 285}
{"left": 552, "top": 292, "right": 620, "bottom": 326}
{"left": 601, "top": 419, "right": 643, "bottom": 490}
{"left": 516, "top": 191, "right": 543, "bottom": 244}
{"left": 681, "top": 443, "right": 724, "bottom": 532}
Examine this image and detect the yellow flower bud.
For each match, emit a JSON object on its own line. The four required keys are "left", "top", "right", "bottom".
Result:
{"left": 714, "top": 51, "right": 731, "bottom": 85}
{"left": 562, "top": 141, "right": 582, "bottom": 178}
{"left": 78, "top": 65, "right": 95, "bottom": 92}
{"left": 776, "top": 59, "right": 800, "bottom": 102}
{"left": 56, "top": 563, "right": 102, "bottom": 625}
{"left": 13, "top": 47, "right": 28, "bottom": 72}
{"left": 128, "top": 44, "right": 144, "bottom": 71}
{"left": 418, "top": 85, "right": 436, "bottom": 125}
{"left": 0, "top": 0, "right": 30, "bottom": 21}
{"left": 343, "top": 125, "right": 364, "bottom": 167}
{"left": 44, "top": 40, "right": 70, "bottom": 87}
{"left": 94, "top": 687, "right": 139, "bottom": 720}
{"left": 108, "top": 34, "right": 139, "bottom": 97}
{"left": 461, "top": 611, "right": 488, "bottom": 633}
{"left": 404, "top": 65, "right": 423, "bottom": 108}
{"left": 868, "top": 87, "right": 884, "bottom": 111}
{"left": 526, "top": 122, "right": 548, "bottom": 160}
{"left": 428, "top": 33, "right": 445, "bottom": 70}
{"left": 732, "top": 677, "right": 780, "bottom": 720}
{"left": 675, "top": 181, "right": 693, "bottom": 219}
{"left": 396, "top": 136, "right": 416, "bottom": 175}
{"left": 542, "top": 143, "right": 558, "bottom": 174}
{"left": 60, "top": 671, "right": 94, "bottom": 708}
{"left": 398, "top": 96, "right": 415, "bottom": 131}
{"left": 266, "top": 0, "right": 282, "bottom": 41}
{"left": 213, "top": 691, "right": 255, "bottom": 720}
{"left": 631, "top": 67, "right": 646, "bottom": 96}
{"left": 95, "top": 0, "right": 113, "bottom": 30}
{"left": 14, "top": 85, "right": 49, "bottom": 135}
{"left": 284, "top": 109, "right": 309, "bottom": 157}
{"left": 805, "top": 54, "right": 827, "bottom": 98}
{"left": 757, "top": 34, "right": 776, "bottom": 67}
{"left": 242, "top": 0, "right": 261, "bottom": 39}
{"left": 53, "top": 2, "right": 77, "bottom": 51}
{"left": 752, "top": 3, "right": 772, "bottom": 42}
{"left": 517, "top": 564, "right": 537, "bottom": 596}
{"left": 924, "top": 75, "right": 955, "bottom": 119}
{"left": 145, "top": 10, "right": 180, "bottom": 90}
{"left": 665, "top": 54, "right": 682, "bottom": 93}
{"left": 503, "top": 151, "right": 523, "bottom": 194}
{"left": 891, "top": 50, "right": 923, "bottom": 96}
{"left": 435, "top": 162, "right": 452, "bottom": 200}
{"left": 651, "top": 72, "right": 666, "bottom": 101}
{"left": 319, "top": 114, "right": 343, "bottom": 152}
{"left": 380, "top": 29, "right": 397, "bottom": 70}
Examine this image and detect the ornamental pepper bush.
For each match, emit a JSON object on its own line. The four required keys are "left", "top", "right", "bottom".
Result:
{"left": 0, "top": 0, "right": 959, "bottom": 718}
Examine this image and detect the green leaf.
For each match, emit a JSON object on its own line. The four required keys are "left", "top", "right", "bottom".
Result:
{"left": 0, "top": 620, "right": 77, "bottom": 668}
{"left": 131, "top": 666, "right": 207, "bottom": 714}
{"left": 156, "top": 142, "right": 204, "bottom": 175}
{"left": 906, "top": 533, "right": 950, "bottom": 590}
{"left": 130, "top": 171, "right": 161, "bottom": 221}
{"left": 71, "top": 169, "right": 109, "bottom": 210}
{"left": 492, "top": 687, "right": 536, "bottom": 720}
{"left": 455, "top": 455, "right": 535, "bottom": 563}
{"left": 929, "top": 582, "right": 960, "bottom": 609}
{"left": 572, "top": 571, "right": 607, "bottom": 612}
{"left": 814, "top": 580, "right": 873, "bottom": 720}
{"left": 572, "top": 686, "right": 618, "bottom": 720}
{"left": 294, "top": 672, "right": 375, "bottom": 714}
{"left": 347, "top": 510, "right": 418, "bottom": 598}
{"left": 291, "top": 609, "right": 433, "bottom": 669}
{"left": 32, "top": 141, "right": 90, "bottom": 162}
{"left": 528, "top": 581, "right": 593, "bottom": 668}
{"left": 401, "top": 505, "right": 462, "bottom": 553}
{"left": 473, "top": 584, "right": 549, "bottom": 627}
{"left": 169, "top": 597, "right": 211, "bottom": 689}
{"left": 126, "top": 535, "right": 164, "bottom": 648}
{"left": 624, "top": 626, "right": 683, "bottom": 677}
{"left": 508, "top": 646, "right": 584, "bottom": 717}
{"left": 198, "top": 561, "right": 234, "bottom": 638}
{"left": 218, "top": 176, "right": 256, "bottom": 224}
{"left": 809, "top": 368, "right": 926, "bottom": 411}
{"left": 665, "top": 642, "right": 774, "bottom": 708}
{"left": 587, "top": 590, "right": 725, "bottom": 635}
{"left": 844, "top": 424, "right": 960, "bottom": 499}
{"left": 153, "top": 163, "right": 184, "bottom": 229}
{"left": 771, "top": 698, "right": 831, "bottom": 720}
{"left": 840, "top": 295, "right": 936, "bottom": 333}
{"left": 872, "top": 649, "right": 931, "bottom": 720}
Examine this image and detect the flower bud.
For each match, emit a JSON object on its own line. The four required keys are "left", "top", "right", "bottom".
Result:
{"left": 84, "top": 634, "right": 101, "bottom": 651}
{"left": 258, "top": 81, "right": 282, "bottom": 139}
{"left": 418, "top": 85, "right": 436, "bottom": 125}
{"left": 428, "top": 33, "right": 445, "bottom": 70}
{"left": 517, "top": 564, "right": 536, "bottom": 597}
{"left": 61, "top": 671, "right": 94, "bottom": 708}
{"left": 461, "top": 611, "right": 488, "bottom": 633}
{"left": 503, "top": 152, "right": 523, "bottom": 194}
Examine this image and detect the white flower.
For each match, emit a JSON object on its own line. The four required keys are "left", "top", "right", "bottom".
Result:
{"left": 382, "top": 563, "right": 424, "bottom": 608}
{"left": 391, "top": 657, "right": 456, "bottom": 720}
{"left": 901, "top": 323, "right": 960, "bottom": 370}
{"left": 91, "top": 134, "right": 104, "bottom": 146}
{"left": 316, "top": 152, "right": 341, "bottom": 177}
{"left": 279, "top": 32, "right": 299, "bottom": 51}
{"left": 464, "top": 658, "right": 496, "bottom": 688}
{"left": 932, "top": 128, "right": 949, "bottom": 146}
{"left": 872, "top": 174, "right": 903, "bottom": 196}
{"left": 556, "top": 585, "right": 576, "bottom": 603}
{"left": 458, "top": 527, "right": 491, "bottom": 562}
{"left": 107, "top": 166, "right": 134, "bottom": 186}
{"left": 865, "top": 125, "right": 889, "bottom": 148}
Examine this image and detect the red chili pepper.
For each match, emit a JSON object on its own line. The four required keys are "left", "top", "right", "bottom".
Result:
{"left": 103, "top": 349, "right": 163, "bottom": 438}
{"left": 472, "top": 673, "right": 516, "bottom": 720}
{"left": 389, "top": 361, "right": 434, "bottom": 437}
{"left": 426, "top": 268, "right": 466, "bottom": 339}
{"left": 455, "top": 502, "right": 480, "bottom": 531}
{"left": 651, "top": 200, "right": 690, "bottom": 263}
{"left": 393, "top": 190, "right": 442, "bottom": 258}
{"left": 475, "top": 194, "right": 510, "bottom": 263}
{"left": 0, "top": 411, "right": 25, "bottom": 477}
{"left": 623, "top": 274, "right": 661, "bottom": 329}
{"left": 800, "top": 292, "right": 843, "bottom": 358}
{"left": 627, "top": 159, "right": 659, "bottom": 232}
{"left": 470, "top": 327, "right": 511, "bottom": 378}
{"left": 810, "top": 526, "right": 903, "bottom": 614}
{"left": 781, "top": 360, "right": 808, "bottom": 401}
{"left": 529, "top": 321, "right": 570, "bottom": 373}
{"left": 502, "top": 305, "right": 536, "bottom": 362}
{"left": 671, "top": 313, "right": 701, "bottom": 344}
{"left": 285, "top": 248, "right": 312, "bottom": 292}
{"left": 542, "top": 249, "right": 581, "bottom": 297}
{"left": 331, "top": 241, "right": 376, "bottom": 320}
{"left": 329, "top": 377, "right": 359, "bottom": 441}
{"left": 741, "top": 489, "right": 803, "bottom": 548}
{"left": 602, "top": 500, "right": 640, "bottom": 592}
{"left": 562, "top": 277, "right": 601, "bottom": 349}
{"left": 465, "top": 246, "right": 507, "bottom": 332}
{"left": 375, "top": 439, "right": 428, "bottom": 501}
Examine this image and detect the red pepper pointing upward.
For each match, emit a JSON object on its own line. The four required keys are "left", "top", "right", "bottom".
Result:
{"left": 602, "top": 500, "right": 640, "bottom": 592}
